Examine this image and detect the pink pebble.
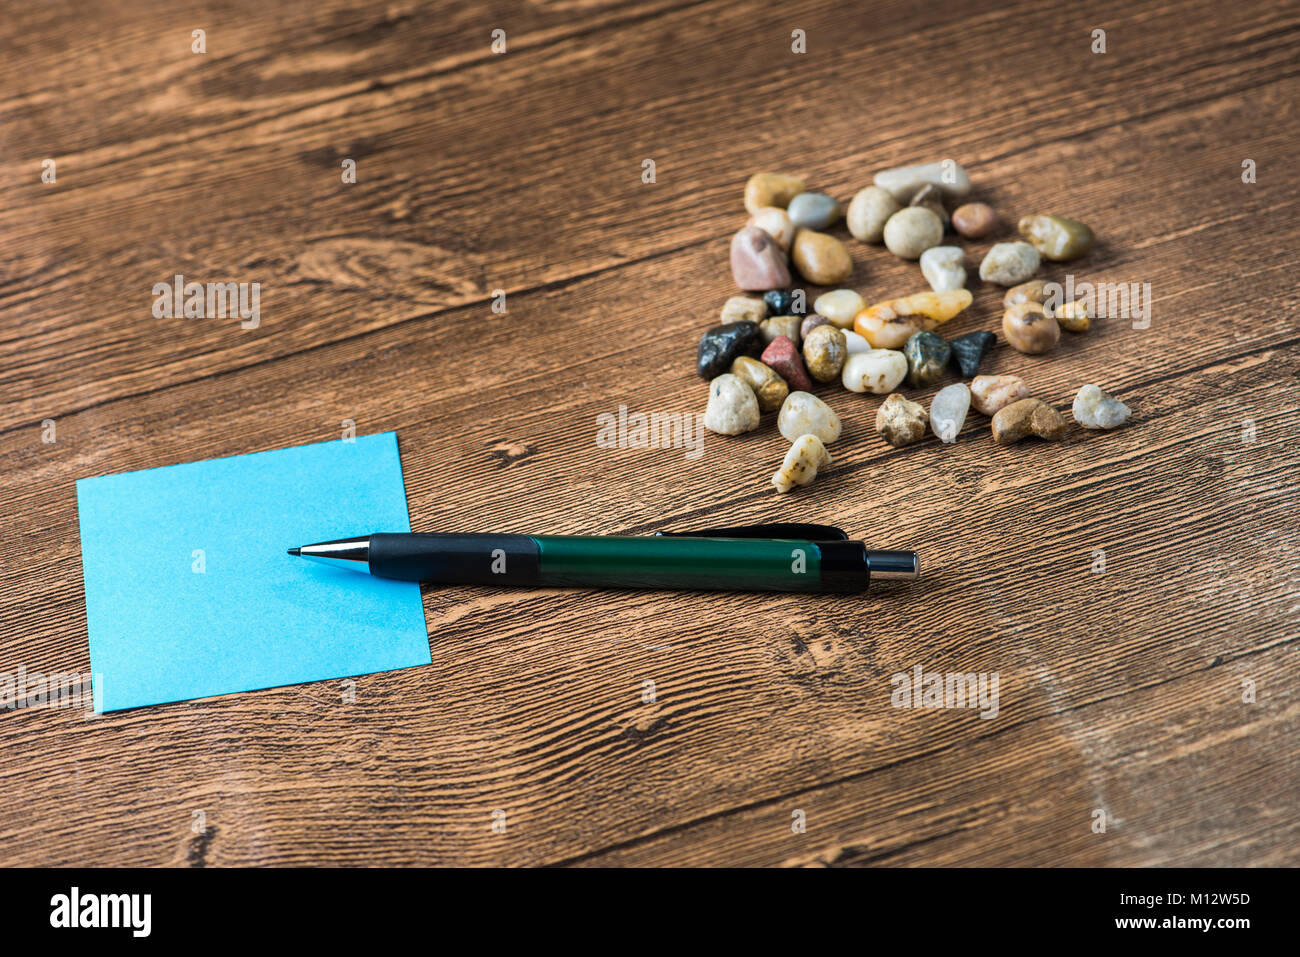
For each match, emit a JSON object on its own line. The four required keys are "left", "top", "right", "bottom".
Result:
{"left": 730, "top": 226, "right": 791, "bottom": 291}
{"left": 761, "top": 335, "right": 812, "bottom": 393}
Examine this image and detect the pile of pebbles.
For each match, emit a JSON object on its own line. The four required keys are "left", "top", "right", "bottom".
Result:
{"left": 695, "top": 162, "right": 1132, "bottom": 492}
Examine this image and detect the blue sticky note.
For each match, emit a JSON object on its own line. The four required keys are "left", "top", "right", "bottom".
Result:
{"left": 75, "top": 432, "right": 430, "bottom": 712}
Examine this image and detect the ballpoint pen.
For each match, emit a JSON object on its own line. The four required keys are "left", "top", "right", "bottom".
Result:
{"left": 287, "top": 523, "right": 918, "bottom": 594}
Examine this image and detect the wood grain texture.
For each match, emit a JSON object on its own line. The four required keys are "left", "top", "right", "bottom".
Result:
{"left": 0, "top": 0, "right": 1296, "bottom": 867}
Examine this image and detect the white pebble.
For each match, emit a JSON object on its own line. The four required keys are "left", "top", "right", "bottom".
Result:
{"left": 704, "top": 374, "right": 760, "bottom": 435}
{"left": 1072, "top": 384, "right": 1131, "bottom": 429}
{"left": 929, "top": 383, "right": 971, "bottom": 444}
{"left": 813, "top": 289, "right": 866, "bottom": 328}
{"left": 883, "top": 207, "right": 944, "bottom": 260}
{"left": 843, "top": 329, "right": 870, "bottom": 354}
{"left": 919, "top": 245, "right": 966, "bottom": 293}
{"left": 777, "top": 391, "right": 842, "bottom": 443}
{"left": 772, "top": 434, "right": 832, "bottom": 493}
{"left": 873, "top": 161, "right": 972, "bottom": 202}
{"left": 747, "top": 206, "right": 794, "bottom": 250}
{"left": 840, "top": 349, "right": 908, "bottom": 394}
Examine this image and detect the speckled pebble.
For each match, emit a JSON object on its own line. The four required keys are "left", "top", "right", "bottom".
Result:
{"left": 730, "top": 355, "right": 789, "bottom": 413}
{"left": 979, "top": 241, "right": 1041, "bottom": 286}
{"left": 947, "top": 330, "right": 997, "bottom": 378}
{"left": 951, "top": 202, "right": 998, "bottom": 239}
{"left": 813, "top": 289, "right": 866, "bottom": 328}
{"left": 991, "top": 398, "right": 1066, "bottom": 444}
{"left": 720, "top": 295, "right": 767, "bottom": 325}
{"left": 744, "top": 172, "right": 805, "bottom": 215}
{"left": 845, "top": 185, "right": 901, "bottom": 243}
{"left": 883, "top": 206, "right": 944, "bottom": 259}
{"left": 697, "top": 320, "right": 763, "bottom": 379}
{"left": 1003, "top": 279, "right": 1048, "bottom": 308}
{"left": 703, "top": 374, "right": 760, "bottom": 435}
{"left": 904, "top": 331, "right": 951, "bottom": 388}
{"left": 919, "top": 245, "right": 966, "bottom": 293}
{"left": 1054, "top": 299, "right": 1092, "bottom": 333}
{"left": 970, "top": 374, "right": 1030, "bottom": 416}
{"left": 841, "top": 349, "right": 907, "bottom": 394}
{"left": 760, "top": 335, "right": 813, "bottom": 393}
{"left": 802, "top": 324, "right": 848, "bottom": 382}
{"left": 875, "top": 393, "right": 929, "bottom": 448}
{"left": 760, "top": 314, "right": 802, "bottom": 346}
{"left": 778, "top": 391, "right": 842, "bottom": 444}
{"left": 792, "top": 229, "right": 854, "bottom": 285}
{"left": 772, "top": 434, "right": 833, "bottom": 493}
{"left": 929, "top": 383, "right": 971, "bottom": 444}
{"left": 731, "top": 226, "right": 791, "bottom": 291}
{"left": 787, "top": 192, "right": 842, "bottom": 231}
{"left": 1072, "top": 384, "right": 1131, "bottom": 429}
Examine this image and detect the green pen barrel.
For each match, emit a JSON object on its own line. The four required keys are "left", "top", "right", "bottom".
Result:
{"left": 533, "top": 535, "right": 827, "bottom": 592}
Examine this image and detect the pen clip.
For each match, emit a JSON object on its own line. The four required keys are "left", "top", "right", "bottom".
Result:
{"left": 655, "top": 522, "right": 850, "bottom": 541}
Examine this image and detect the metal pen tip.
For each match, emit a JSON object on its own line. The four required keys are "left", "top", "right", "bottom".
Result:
{"left": 287, "top": 547, "right": 300, "bottom": 556}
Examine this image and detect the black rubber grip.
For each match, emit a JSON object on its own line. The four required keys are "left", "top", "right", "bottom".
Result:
{"left": 367, "top": 533, "right": 540, "bottom": 585}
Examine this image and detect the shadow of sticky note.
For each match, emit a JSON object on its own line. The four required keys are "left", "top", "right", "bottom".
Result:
{"left": 74, "top": 431, "right": 430, "bottom": 712}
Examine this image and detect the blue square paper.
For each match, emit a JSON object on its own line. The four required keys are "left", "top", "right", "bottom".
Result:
{"left": 75, "top": 432, "right": 430, "bottom": 712}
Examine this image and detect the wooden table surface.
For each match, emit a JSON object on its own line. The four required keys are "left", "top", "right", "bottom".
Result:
{"left": 1, "top": 0, "right": 1296, "bottom": 867}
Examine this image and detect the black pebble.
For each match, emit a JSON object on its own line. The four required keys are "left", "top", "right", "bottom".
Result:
{"left": 948, "top": 331, "right": 997, "bottom": 378}
{"left": 763, "top": 290, "right": 792, "bottom": 315}
{"left": 697, "top": 321, "right": 764, "bottom": 379}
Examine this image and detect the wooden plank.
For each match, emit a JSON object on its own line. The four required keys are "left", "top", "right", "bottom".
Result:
{"left": 0, "top": 0, "right": 1296, "bottom": 866}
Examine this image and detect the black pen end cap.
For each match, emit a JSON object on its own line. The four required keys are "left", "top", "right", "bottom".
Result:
{"left": 287, "top": 547, "right": 301, "bottom": 556}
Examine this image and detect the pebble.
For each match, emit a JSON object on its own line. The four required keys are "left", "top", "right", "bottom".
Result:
{"left": 855, "top": 290, "right": 973, "bottom": 342}
{"left": 979, "top": 241, "right": 1041, "bottom": 286}
{"left": 929, "top": 383, "right": 971, "bottom": 444}
{"left": 909, "top": 184, "right": 950, "bottom": 228}
{"left": 841, "top": 349, "right": 907, "bottom": 394}
{"left": 883, "top": 206, "right": 944, "bottom": 259}
{"left": 873, "top": 161, "right": 972, "bottom": 202}
{"left": 744, "top": 173, "right": 805, "bottom": 215}
{"left": 813, "top": 289, "right": 866, "bottom": 328}
{"left": 720, "top": 295, "right": 768, "bottom": 325}
{"left": 800, "top": 313, "right": 830, "bottom": 341}
{"left": 951, "top": 202, "right": 998, "bottom": 239}
{"left": 772, "top": 434, "right": 833, "bottom": 493}
{"left": 1002, "top": 301, "right": 1060, "bottom": 354}
{"left": 991, "top": 398, "right": 1066, "bottom": 444}
{"left": 854, "top": 311, "right": 921, "bottom": 349}
{"left": 875, "top": 393, "right": 929, "bottom": 448}
{"left": 764, "top": 290, "right": 793, "bottom": 315}
{"left": 792, "top": 229, "right": 854, "bottom": 285}
{"left": 730, "top": 356, "right": 789, "bottom": 413}
{"left": 845, "top": 185, "right": 901, "bottom": 243}
{"left": 1072, "top": 384, "right": 1131, "bottom": 429}
{"left": 1018, "top": 214, "right": 1095, "bottom": 261}
{"left": 703, "top": 374, "right": 760, "bottom": 435}
{"left": 697, "top": 320, "right": 763, "bottom": 379}
{"left": 802, "top": 324, "right": 848, "bottom": 382}
{"left": 843, "top": 329, "right": 870, "bottom": 354}
{"left": 904, "top": 331, "right": 951, "bottom": 387}
{"left": 747, "top": 206, "right": 795, "bottom": 250}
{"left": 947, "top": 330, "right": 997, "bottom": 378}
{"left": 970, "top": 374, "right": 1029, "bottom": 416}
{"left": 787, "top": 192, "right": 842, "bottom": 231}
{"left": 778, "top": 391, "right": 842, "bottom": 444}
{"left": 760, "top": 314, "right": 802, "bottom": 346}
{"left": 1003, "top": 279, "right": 1048, "bottom": 308}
{"left": 1054, "top": 299, "right": 1091, "bottom": 333}
{"left": 919, "top": 245, "right": 966, "bottom": 293}
{"left": 731, "top": 226, "right": 792, "bottom": 291}
{"left": 761, "top": 336, "right": 813, "bottom": 393}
